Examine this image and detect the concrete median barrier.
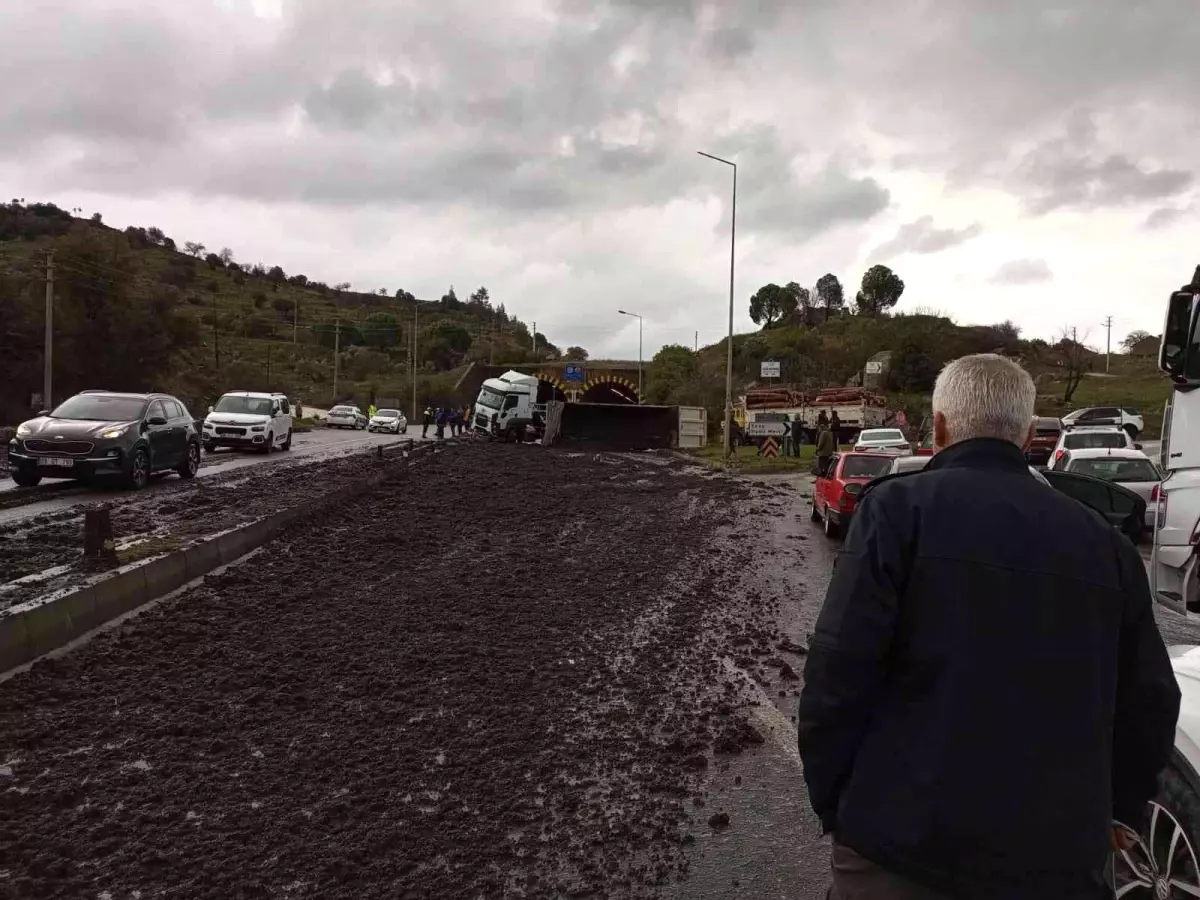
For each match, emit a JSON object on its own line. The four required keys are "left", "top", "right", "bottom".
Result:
{"left": 0, "top": 440, "right": 436, "bottom": 674}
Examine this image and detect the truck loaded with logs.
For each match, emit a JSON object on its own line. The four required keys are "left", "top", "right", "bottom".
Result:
{"left": 738, "top": 386, "right": 892, "bottom": 446}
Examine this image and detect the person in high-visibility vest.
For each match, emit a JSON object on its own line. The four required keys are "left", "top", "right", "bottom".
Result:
{"left": 368, "top": 403, "right": 378, "bottom": 419}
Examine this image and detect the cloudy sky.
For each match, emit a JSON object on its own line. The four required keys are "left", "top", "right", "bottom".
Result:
{"left": 2, "top": 0, "right": 1195, "bottom": 359}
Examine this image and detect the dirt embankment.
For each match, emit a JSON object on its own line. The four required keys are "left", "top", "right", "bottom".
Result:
{"left": 0, "top": 442, "right": 806, "bottom": 899}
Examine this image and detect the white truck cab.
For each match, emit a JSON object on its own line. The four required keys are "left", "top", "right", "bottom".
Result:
{"left": 202, "top": 391, "right": 293, "bottom": 454}
{"left": 1152, "top": 270, "right": 1200, "bottom": 616}
{"left": 472, "top": 370, "right": 541, "bottom": 437}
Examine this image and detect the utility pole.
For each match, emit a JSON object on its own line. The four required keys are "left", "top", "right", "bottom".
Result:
{"left": 333, "top": 316, "right": 341, "bottom": 401}
{"left": 266, "top": 343, "right": 272, "bottom": 387}
{"left": 212, "top": 291, "right": 220, "bottom": 369}
{"left": 1102, "top": 315, "right": 1113, "bottom": 373}
{"left": 411, "top": 301, "right": 418, "bottom": 422}
{"left": 695, "top": 331, "right": 698, "bottom": 353}
{"left": 532, "top": 321, "right": 537, "bottom": 355}
{"left": 43, "top": 250, "right": 53, "bottom": 410}
{"left": 293, "top": 297, "right": 298, "bottom": 344}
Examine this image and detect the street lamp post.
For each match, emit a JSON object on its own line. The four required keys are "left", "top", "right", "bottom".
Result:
{"left": 698, "top": 151, "right": 737, "bottom": 458}
{"left": 617, "top": 309, "right": 643, "bottom": 403}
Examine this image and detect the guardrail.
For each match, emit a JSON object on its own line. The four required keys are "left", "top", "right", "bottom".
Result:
{"left": 0, "top": 439, "right": 430, "bottom": 675}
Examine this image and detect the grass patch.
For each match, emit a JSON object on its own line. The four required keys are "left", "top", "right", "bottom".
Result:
{"left": 115, "top": 535, "right": 182, "bottom": 566}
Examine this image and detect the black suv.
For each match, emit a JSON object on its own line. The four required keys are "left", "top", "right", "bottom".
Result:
{"left": 8, "top": 391, "right": 201, "bottom": 490}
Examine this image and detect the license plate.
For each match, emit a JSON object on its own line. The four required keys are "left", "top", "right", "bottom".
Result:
{"left": 217, "top": 429, "right": 241, "bottom": 436}
{"left": 37, "top": 457, "right": 75, "bottom": 468}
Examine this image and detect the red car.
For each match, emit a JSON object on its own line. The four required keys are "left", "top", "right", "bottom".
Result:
{"left": 1025, "top": 416, "right": 1063, "bottom": 467}
{"left": 915, "top": 434, "right": 934, "bottom": 456}
{"left": 810, "top": 451, "right": 896, "bottom": 537}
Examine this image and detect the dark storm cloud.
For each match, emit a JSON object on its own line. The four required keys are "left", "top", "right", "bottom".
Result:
{"left": 872, "top": 217, "right": 982, "bottom": 260}
{"left": 1145, "top": 206, "right": 1190, "bottom": 230}
{"left": 988, "top": 259, "right": 1054, "bottom": 286}
{"left": 1015, "top": 118, "right": 1193, "bottom": 214}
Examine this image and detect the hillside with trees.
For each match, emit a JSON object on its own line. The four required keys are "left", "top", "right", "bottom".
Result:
{"left": 0, "top": 201, "right": 565, "bottom": 422}
{"left": 648, "top": 269, "right": 1171, "bottom": 437}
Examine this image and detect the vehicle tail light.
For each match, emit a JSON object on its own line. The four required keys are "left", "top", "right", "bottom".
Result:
{"left": 840, "top": 483, "right": 861, "bottom": 510}
{"left": 1053, "top": 450, "right": 1065, "bottom": 466}
{"left": 1151, "top": 484, "right": 1159, "bottom": 501}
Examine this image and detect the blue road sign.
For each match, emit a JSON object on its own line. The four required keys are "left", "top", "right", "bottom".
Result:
{"left": 563, "top": 364, "right": 586, "bottom": 383}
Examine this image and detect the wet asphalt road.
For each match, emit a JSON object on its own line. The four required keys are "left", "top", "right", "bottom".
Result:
{"left": 0, "top": 426, "right": 434, "bottom": 526}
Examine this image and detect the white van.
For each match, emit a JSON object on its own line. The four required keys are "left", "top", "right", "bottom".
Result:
{"left": 202, "top": 391, "right": 293, "bottom": 454}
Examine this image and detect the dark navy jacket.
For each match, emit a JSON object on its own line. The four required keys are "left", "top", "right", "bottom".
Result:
{"left": 798, "top": 438, "right": 1180, "bottom": 899}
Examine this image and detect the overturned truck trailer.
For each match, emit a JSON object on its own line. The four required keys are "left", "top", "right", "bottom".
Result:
{"left": 544, "top": 402, "right": 702, "bottom": 451}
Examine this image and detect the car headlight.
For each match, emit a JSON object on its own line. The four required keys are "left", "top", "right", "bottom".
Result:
{"left": 98, "top": 425, "right": 128, "bottom": 439}
{"left": 203, "top": 422, "right": 214, "bottom": 430}
{"left": 250, "top": 426, "right": 265, "bottom": 432}
{"left": 16, "top": 422, "right": 33, "bottom": 437}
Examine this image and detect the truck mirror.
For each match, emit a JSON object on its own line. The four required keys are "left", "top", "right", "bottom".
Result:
{"left": 1161, "top": 288, "right": 1199, "bottom": 380}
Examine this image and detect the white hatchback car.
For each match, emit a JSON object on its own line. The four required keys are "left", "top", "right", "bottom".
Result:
{"left": 853, "top": 428, "right": 912, "bottom": 456}
{"left": 325, "top": 405, "right": 367, "bottom": 429}
{"left": 1048, "top": 426, "right": 1135, "bottom": 470}
{"left": 368, "top": 409, "right": 408, "bottom": 434}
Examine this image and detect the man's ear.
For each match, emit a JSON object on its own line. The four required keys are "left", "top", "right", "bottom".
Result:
{"left": 933, "top": 411, "right": 949, "bottom": 451}
{"left": 1021, "top": 420, "right": 1035, "bottom": 453}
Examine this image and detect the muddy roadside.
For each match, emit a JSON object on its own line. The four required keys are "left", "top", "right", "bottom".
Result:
{"left": 0, "top": 441, "right": 838, "bottom": 899}
{"left": 0, "top": 445, "right": 421, "bottom": 611}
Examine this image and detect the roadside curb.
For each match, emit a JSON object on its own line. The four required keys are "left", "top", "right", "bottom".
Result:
{"left": 0, "top": 439, "right": 435, "bottom": 674}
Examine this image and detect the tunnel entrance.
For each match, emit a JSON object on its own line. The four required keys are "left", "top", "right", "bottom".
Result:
{"left": 580, "top": 380, "right": 638, "bottom": 404}
{"left": 537, "top": 380, "right": 567, "bottom": 404}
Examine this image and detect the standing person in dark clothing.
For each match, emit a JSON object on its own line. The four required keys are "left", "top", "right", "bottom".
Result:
{"left": 790, "top": 415, "right": 804, "bottom": 458}
{"left": 829, "top": 410, "right": 841, "bottom": 446}
{"left": 422, "top": 406, "right": 433, "bottom": 438}
{"left": 817, "top": 409, "right": 829, "bottom": 430}
{"left": 434, "top": 408, "right": 445, "bottom": 440}
{"left": 815, "top": 423, "right": 835, "bottom": 475}
{"left": 798, "top": 354, "right": 1180, "bottom": 900}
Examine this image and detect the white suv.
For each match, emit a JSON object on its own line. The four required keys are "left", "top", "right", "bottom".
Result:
{"left": 1062, "top": 406, "right": 1145, "bottom": 439}
{"left": 202, "top": 391, "right": 293, "bottom": 454}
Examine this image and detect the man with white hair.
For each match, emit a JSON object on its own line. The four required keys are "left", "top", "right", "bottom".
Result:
{"left": 798, "top": 353, "right": 1179, "bottom": 899}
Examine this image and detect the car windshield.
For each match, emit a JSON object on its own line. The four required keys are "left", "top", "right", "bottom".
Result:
{"left": 893, "top": 457, "right": 930, "bottom": 474}
{"left": 842, "top": 456, "right": 894, "bottom": 479}
{"left": 214, "top": 395, "right": 273, "bottom": 416}
{"left": 861, "top": 430, "right": 905, "bottom": 442}
{"left": 1064, "top": 432, "right": 1126, "bottom": 450}
{"left": 478, "top": 387, "right": 505, "bottom": 409}
{"left": 1068, "top": 458, "right": 1160, "bottom": 483}
{"left": 375, "top": 409, "right": 399, "bottom": 418}
{"left": 51, "top": 395, "right": 146, "bottom": 421}
{"left": 1034, "top": 418, "right": 1061, "bottom": 434}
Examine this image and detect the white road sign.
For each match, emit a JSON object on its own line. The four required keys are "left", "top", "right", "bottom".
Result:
{"left": 761, "top": 360, "right": 781, "bottom": 378}
{"left": 746, "top": 421, "right": 788, "bottom": 437}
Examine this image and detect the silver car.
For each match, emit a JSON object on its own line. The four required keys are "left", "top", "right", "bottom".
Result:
{"left": 325, "top": 405, "right": 367, "bottom": 429}
{"left": 1059, "top": 447, "right": 1161, "bottom": 530}
{"left": 368, "top": 409, "right": 408, "bottom": 434}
